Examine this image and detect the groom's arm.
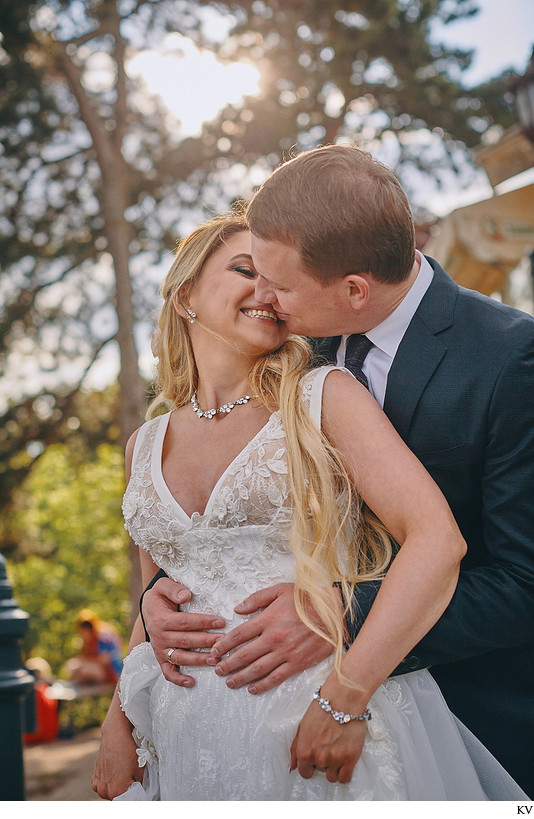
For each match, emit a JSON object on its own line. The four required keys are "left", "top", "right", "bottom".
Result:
{"left": 140, "top": 569, "right": 167, "bottom": 640}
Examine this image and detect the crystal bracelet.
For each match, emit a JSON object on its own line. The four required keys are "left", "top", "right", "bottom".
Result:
{"left": 313, "top": 686, "right": 372, "bottom": 725}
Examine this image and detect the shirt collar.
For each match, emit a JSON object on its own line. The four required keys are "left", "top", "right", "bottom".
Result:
{"left": 364, "top": 252, "right": 433, "bottom": 359}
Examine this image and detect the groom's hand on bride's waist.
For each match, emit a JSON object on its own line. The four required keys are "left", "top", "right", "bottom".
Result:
{"left": 143, "top": 579, "right": 336, "bottom": 693}
{"left": 206, "top": 583, "right": 335, "bottom": 695}
{"left": 142, "top": 578, "right": 226, "bottom": 687}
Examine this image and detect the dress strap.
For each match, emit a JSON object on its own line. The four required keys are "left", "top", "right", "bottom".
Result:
{"left": 130, "top": 412, "right": 170, "bottom": 474}
{"left": 130, "top": 424, "right": 148, "bottom": 474}
{"left": 301, "top": 365, "right": 351, "bottom": 429}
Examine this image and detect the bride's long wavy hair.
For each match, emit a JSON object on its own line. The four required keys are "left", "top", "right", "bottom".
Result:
{"left": 148, "top": 212, "right": 394, "bottom": 676}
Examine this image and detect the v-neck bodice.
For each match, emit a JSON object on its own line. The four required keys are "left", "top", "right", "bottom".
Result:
{"left": 125, "top": 407, "right": 291, "bottom": 529}
{"left": 151, "top": 411, "right": 278, "bottom": 522}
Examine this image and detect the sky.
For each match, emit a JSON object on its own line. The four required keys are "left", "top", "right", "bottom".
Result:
{"left": 124, "top": 0, "right": 534, "bottom": 210}
{"left": 431, "top": 0, "right": 533, "bottom": 87}
{"left": 425, "top": 0, "right": 534, "bottom": 213}
{"left": 128, "top": 1, "right": 534, "bottom": 135}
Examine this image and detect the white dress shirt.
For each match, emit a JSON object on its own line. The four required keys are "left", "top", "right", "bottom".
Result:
{"left": 336, "top": 252, "right": 434, "bottom": 408}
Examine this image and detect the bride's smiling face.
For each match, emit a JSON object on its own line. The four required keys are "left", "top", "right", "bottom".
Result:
{"left": 183, "top": 230, "right": 289, "bottom": 357}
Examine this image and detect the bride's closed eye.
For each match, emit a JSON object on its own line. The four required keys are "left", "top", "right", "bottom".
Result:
{"left": 233, "top": 265, "right": 257, "bottom": 279}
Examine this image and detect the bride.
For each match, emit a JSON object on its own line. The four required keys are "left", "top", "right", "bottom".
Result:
{"left": 92, "top": 211, "right": 525, "bottom": 801}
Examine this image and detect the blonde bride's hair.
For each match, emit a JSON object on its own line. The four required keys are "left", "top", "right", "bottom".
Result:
{"left": 149, "top": 212, "right": 394, "bottom": 676}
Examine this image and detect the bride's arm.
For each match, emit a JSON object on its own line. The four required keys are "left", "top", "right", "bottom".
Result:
{"left": 91, "top": 609, "right": 148, "bottom": 799}
{"left": 92, "top": 432, "right": 161, "bottom": 800}
{"left": 291, "top": 370, "right": 466, "bottom": 783}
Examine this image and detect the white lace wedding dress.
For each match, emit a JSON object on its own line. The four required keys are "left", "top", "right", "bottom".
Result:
{"left": 117, "top": 366, "right": 525, "bottom": 801}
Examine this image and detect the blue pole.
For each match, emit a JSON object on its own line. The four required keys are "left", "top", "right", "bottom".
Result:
{"left": 0, "top": 554, "right": 34, "bottom": 800}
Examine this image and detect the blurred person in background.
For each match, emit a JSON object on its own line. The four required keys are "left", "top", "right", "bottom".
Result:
{"left": 66, "top": 609, "right": 123, "bottom": 686}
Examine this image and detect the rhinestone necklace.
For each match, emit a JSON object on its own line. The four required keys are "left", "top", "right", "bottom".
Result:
{"left": 191, "top": 391, "right": 256, "bottom": 420}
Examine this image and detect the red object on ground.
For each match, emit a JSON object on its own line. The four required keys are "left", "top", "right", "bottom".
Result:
{"left": 24, "top": 681, "right": 60, "bottom": 745}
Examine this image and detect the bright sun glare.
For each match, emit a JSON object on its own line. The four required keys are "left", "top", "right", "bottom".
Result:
{"left": 127, "top": 34, "right": 260, "bottom": 136}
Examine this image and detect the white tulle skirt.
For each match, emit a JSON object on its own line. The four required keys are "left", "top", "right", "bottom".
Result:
{"left": 114, "top": 642, "right": 526, "bottom": 801}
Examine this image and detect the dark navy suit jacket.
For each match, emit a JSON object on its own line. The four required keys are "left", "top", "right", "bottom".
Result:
{"left": 314, "top": 258, "right": 534, "bottom": 796}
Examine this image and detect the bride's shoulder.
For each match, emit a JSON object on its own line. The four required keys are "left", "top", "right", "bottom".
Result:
{"left": 302, "top": 364, "right": 358, "bottom": 394}
{"left": 301, "top": 366, "right": 361, "bottom": 423}
{"left": 319, "top": 367, "right": 380, "bottom": 423}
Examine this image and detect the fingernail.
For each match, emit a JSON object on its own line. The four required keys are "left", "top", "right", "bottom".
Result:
{"left": 176, "top": 591, "right": 190, "bottom": 604}
{"left": 214, "top": 666, "right": 224, "bottom": 676}
{"left": 205, "top": 657, "right": 217, "bottom": 666}
{"left": 211, "top": 618, "right": 225, "bottom": 628}
{"left": 226, "top": 679, "right": 236, "bottom": 689}
{"left": 182, "top": 679, "right": 194, "bottom": 688}
{"left": 248, "top": 685, "right": 257, "bottom": 695}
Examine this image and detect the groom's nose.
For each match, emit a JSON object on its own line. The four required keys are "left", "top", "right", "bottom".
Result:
{"left": 255, "top": 275, "right": 275, "bottom": 305}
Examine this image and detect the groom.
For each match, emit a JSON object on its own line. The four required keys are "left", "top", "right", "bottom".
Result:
{"left": 142, "top": 146, "right": 534, "bottom": 796}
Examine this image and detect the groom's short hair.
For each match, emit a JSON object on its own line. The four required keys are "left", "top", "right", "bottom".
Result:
{"left": 247, "top": 145, "right": 416, "bottom": 285}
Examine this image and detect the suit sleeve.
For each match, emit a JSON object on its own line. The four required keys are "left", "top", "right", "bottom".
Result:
{"left": 139, "top": 568, "right": 169, "bottom": 642}
{"left": 346, "top": 329, "right": 534, "bottom": 672}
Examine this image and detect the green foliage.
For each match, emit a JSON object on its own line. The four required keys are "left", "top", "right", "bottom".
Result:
{"left": 7, "top": 441, "right": 130, "bottom": 677}
{"left": 0, "top": 385, "right": 121, "bottom": 521}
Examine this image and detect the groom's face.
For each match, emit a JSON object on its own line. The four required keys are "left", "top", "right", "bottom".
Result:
{"left": 251, "top": 235, "right": 353, "bottom": 337}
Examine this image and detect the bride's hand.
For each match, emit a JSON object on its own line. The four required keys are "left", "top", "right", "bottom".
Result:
{"left": 289, "top": 677, "right": 370, "bottom": 784}
{"left": 91, "top": 698, "right": 143, "bottom": 799}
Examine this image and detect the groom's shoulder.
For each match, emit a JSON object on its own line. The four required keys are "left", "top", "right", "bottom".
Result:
{"left": 456, "top": 284, "right": 534, "bottom": 339}
{"left": 427, "top": 256, "right": 534, "bottom": 339}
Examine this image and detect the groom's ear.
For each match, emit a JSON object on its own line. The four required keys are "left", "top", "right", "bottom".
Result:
{"left": 344, "top": 273, "right": 370, "bottom": 310}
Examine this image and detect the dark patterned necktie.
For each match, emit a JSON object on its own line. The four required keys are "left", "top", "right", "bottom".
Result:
{"left": 344, "top": 334, "right": 373, "bottom": 389}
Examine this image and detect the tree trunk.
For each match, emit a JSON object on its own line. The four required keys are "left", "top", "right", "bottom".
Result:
{"left": 99, "top": 155, "right": 145, "bottom": 624}
{"left": 56, "top": 26, "right": 146, "bottom": 621}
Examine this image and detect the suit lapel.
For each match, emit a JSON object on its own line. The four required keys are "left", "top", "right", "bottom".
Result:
{"left": 309, "top": 259, "right": 459, "bottom": 439}
{"left": 383, "top": 317, "right": 447, "bottom": 438}
{"left": 383, "top": 259, "right": 458, "bottom": 439}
